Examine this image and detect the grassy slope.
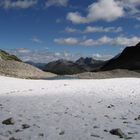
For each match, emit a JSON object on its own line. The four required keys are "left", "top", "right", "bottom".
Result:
{"left": 0, "top": 49, "right": 21, "bottom": 62}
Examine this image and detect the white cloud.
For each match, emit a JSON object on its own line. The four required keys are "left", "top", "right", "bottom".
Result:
{"left": 54, "top": 36, "right": 140, "bottom": 46}
{"left": 31, "top": 37, "right": 42, "bottom": 44}
{"left": 67, "top": 12, "right": 87, "bottom": 24}
{"left": 134, "top": 24, "right": 140, "bottom": 29}
{"left": 0, "top": 0, "right": 37, "bottom": 9}
{"left": 81, "top": 36, "right": 140, "bottom": 46}
{"left": 67, "top": 0, "right": 124, "bottom": 24}
{"left": 54, "top": 37, "right": 79, "bottom": 45}
{"left": 67, "top": 0, "right": 140, "bottom": 23}
{"left": 124, "top": 0, "right": 140, "bottom": 4}
{"left": 117, "top": 0, "right": 140, "bottom": 17}
{"left": 92, "top": 53, "right": 113, "bottom": 60}
{"left": 54, "top": 52, "right": 61, "bottom": 56}
{"left": 45, "top": 0, "right": 68, "bottom": 8}
{"left": 7, "top": 48, "right": 82, "bottom": 63}
{"left": 16, "top": 48, "right": 31, "bottom": 53}
{"left": 7, "top": 48, "right": 114, "bottom": 62}
{"left": 56, "top": 18, "right": 61, "bottom": 23}
{"left": 87, "top": 0, "right": 124, "bottom": 21}
{"left": 112, "top": 36, "right": 140, "bottom": 46}
{"left": 65, "top": 27, "right": 79, "bottom": 33}
{"left": 118, "top": 0, "right": 140, "bottom": 9}
{"left": 65, "top": 26, "right": 122, "bottom": 33}
{"left": 84, "top": 26, "right": 122, "bottom": 33}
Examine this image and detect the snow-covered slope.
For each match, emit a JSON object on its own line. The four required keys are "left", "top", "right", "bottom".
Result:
{"left": 0, "top": 76, "right": 140, "bottom": 140}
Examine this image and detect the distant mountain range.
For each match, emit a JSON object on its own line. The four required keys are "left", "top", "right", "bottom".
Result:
{"left": 43, "top": 59, "right": 86, "bottom": 75}
{"left": 26, "top": 42, "right": 140, "bottom": 75}
{"left": 43, "top": 42, "right": 140, "bottom": 74}
{"left": 75, "top": 57, "right": 106, "bottom": 71}
{"left": 101, "top": 42, "right": 140, "bottom": 71}
{"left": 1, "top": 42, "right": 140, "bottom": 77}
{"left": 43, "top": 58, "right": 105, "bottom": 75}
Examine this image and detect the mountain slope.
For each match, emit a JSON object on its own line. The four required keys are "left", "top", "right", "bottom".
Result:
{"left": 44, "top": 59, "right": 86, "bottom": 75}
{"left": 101, "top": 42, "right": 140, "bottom": 71}
{"left": 0, "top": 49, "right": 21, "bottom": 62}
{"left": 0, "top": 50, "right": 55, "bottom": 79}
{"left": 44, "top": 58, "right": 105, "bottom": 75}
{"left": 76, "top": 57, "right": 106, "bottom": 71}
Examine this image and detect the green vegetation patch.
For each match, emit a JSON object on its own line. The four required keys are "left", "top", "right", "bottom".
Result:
{"left": 0, "top": 49, "right": 21, "bottom": 62}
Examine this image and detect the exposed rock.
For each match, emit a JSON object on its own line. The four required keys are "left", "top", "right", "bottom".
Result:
{"left": 22, "top": 124, "right": 30, "bottom": 129}
{"left": 128, "top": 132, "right": 138, "bottom": 135}
{"left": 59, "top": 130, "right": 65, "bottom": 135}
{"left": 9, "top": 137, "right": 20, "bottom": 140}
{"left": 104, "top": 129, "right": 108, "bottom": 132}
{"left": 110, "top": 128, "right": 127, "bottom": 138}
{"left": 2, "top": 117, "right": 15, "bottom": 125}
{"left": 107, "top": 104, "right": 114, "bottom": 108}
{"left": 101, "top": 42, "right": 140, "bottom": 71}
{"left": 93, "top": 125, "right": 99, "bottom": 129}
{"left": 90, "top": 133, "right": 100, "bottom": 138}
{"left": 15, "top": 129, "right": 22, "bottom": 133}
{"left": 38, "top": 133, "right": 44, "bottom": 137}
{"left": 134, "top": 115, "right": 140, "bottom": 120}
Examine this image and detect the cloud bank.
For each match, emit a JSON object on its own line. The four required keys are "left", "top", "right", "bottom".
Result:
{"left": 67, "top": 0, "right": 124, "bottom": 23}
{"left": 45, "top": 0, "right": 68, "bottom": 8}
{"left": 55, "top": 36, "right": 140, "bottom": 46}
{"left": 65, "top": 26, "right": 123, "bottom": 33}
{"left": 7, "top": 48, "right": 113, "bottom": 63}
{"left": 67, "top": 0, "right": 140, "bottom": 23}
{"left": 0, "top": 0, "right": 37, "bottom": 9}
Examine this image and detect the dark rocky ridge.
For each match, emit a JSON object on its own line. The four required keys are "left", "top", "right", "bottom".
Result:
{"left": 75, "top": 57, "right": 106, "bottom": 71}
{"left": 101, "top": 42, "right": 140, "bottom": 71}
{"left": 44, "top": 59, "right": 86, "bottom": 75}
{"left": 44, "top": 58, "right": 105, "bottom": 75}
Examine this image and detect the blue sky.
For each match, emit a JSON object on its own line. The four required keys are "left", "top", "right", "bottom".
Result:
{"left": 0, "top": 0, "right": 140, "bottom": 62}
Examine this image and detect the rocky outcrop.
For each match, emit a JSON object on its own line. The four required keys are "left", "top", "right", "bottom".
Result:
{"left": 101, "top": 42, "right": 140, "bottom": 71}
